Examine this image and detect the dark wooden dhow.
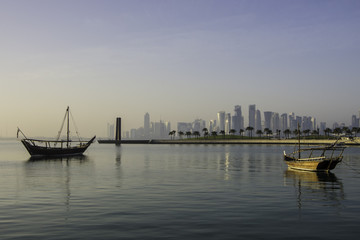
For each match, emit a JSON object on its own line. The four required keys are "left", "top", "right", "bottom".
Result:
{"left": 18, "top": 107, "right": 96, "bottom": 157}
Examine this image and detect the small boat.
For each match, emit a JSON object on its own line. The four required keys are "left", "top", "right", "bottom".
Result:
{"left": 18, "top": 107, "right": 96, "bottom": 157}
{"left": 283, "top": 125, "right": 346, "bottom": 172}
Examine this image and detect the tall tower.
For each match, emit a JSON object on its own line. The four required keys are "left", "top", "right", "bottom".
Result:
{"left": 264, "top": 111, "right": 273, "bottom": 130}
{"left": 248, "top": 105, "right": 256, "bottom": 128}
{"left": 280, "top": 113, "right": 288, "bottom": 132}
{"left": 233, "top": 105, "right": 243, "bottom": 133}
{"left": 255, "top": 110, "right": 262, "bottom": 131}
{"left": 217, "top": 111, "right": 225, "bottom": 131}
{"left": 144, "top": 112, "right": 150, "bottom": 138}
{"left": 115, "top": 117, "right": 121, "bottom": 145}
{"left": 225, "top": 113, "right": 231, "bottom": 134}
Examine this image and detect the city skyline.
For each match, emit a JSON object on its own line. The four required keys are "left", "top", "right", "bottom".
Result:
{"left": 121, "top": 104, "right": 360, "bottom": 139}
{"left": 1, "top": 0, "right": 360, "bottom": 138}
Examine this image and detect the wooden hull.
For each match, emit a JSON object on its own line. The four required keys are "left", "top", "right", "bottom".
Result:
{"left": 21, "top": 136, "right": 95, "bottom": 157}
{"left": 284, "top": 155, "right": 342, "bottom": 171}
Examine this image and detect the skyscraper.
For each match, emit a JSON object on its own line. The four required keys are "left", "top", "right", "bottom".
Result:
{"left": 232, "top": 105, "right": 243, "bottom": 133}
{"left": 255, "top": 110, "right": 262, "bottom": 131}
{"left": 225, "top": 113, "right": 231, "bottom": 134}
{"left": 272, "top": 113, "right": 280, "bottom": 131}
{"left": 248, "top": 105, "right": 256, "bottom": 128}
{"left": 264, "top": 111, "right": 273, "bottom": 130}
{"left": 144, "top": 112, "right": 150, "bottom": 138}
{"left": 280, "top": 113, "right": 288, "bottom": 132}
{"left": 217, "top": 111, "right": 225, "bottom": 131}
{"left": 107, "top": 123, "right": 114, "bottom": 139}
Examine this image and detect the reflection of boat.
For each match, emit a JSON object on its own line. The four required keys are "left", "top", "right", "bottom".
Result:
{"left": 18, "top": 107, "right": 96, "bottom": 157}
{"left": 284, "top": 169, "right": 338, "bottom": 189}
{"left": 283, "top": 125, "right": 346, "bottom": 171}
{"left": 284, "top": 169, "right": 344, "bottom": 210}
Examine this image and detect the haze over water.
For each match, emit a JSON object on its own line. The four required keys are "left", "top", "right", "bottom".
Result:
{"left": 1, "top": 0, "right": 360, "bottom": 136}
{"left": 1, "top": 140, "right": 360, "bottom": 239}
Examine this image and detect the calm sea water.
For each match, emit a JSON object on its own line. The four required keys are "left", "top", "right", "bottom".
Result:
{"left": 1, "top": 139, "right": 360, "bottom": 240}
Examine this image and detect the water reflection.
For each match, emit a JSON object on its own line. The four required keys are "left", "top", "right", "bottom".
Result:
{"left": 115, "top": 146, "right": 122, "bottom": 167}
{"left": 27, "top": 154, "right": 89, "bottom": 162}
{"left": 284, "top": 169, "right": 344, "bottom": 210}
{"left": 23, "top": 155, "right": 94, "bottom": 221}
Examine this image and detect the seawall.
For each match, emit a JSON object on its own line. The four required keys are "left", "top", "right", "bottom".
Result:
{"left": 98, "top": 139, "right": 360, "bottom": 146}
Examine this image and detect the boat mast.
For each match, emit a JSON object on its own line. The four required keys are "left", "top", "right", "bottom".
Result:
{"left": 67, "top": 106, "right": 70, "bottom": 148}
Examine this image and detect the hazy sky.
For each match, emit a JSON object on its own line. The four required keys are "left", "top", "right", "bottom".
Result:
{"left": 1, "top": 0, "right": 359, "bottom": 137}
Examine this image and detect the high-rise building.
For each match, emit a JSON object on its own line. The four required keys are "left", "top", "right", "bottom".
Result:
{"left": 232, "top": 105, "right": 243, "bottom": 133}
{"left": 217, "top": 111, "right": 226, "bottom": 131}
{"left": 311, "top": 117, "right": 316, "bottom": 131}
{"left": 352, "top": 115, "right": 359, "bottom": 128}
{"left": 165, "top": 122, "right": 171, "bottom": 135}
{"left": 289, "top": 112, "right": 296, "bottom": 131}
{"left": 280, "top": 113, "right": 288, "bottom": 132}
{"left": 144, "top": 112, "right": 150, "bottom": 138}
{"left": 320, "top": 122, "right": 326, "bottom": 135}
{"left": 177, "top": 122, "right": 192, "bottom": 133}
{"left": 255, "top": 110, "right": 262, "bottom": 131}
{"left": 272, "top": 113, "right": 280, "bottom": 132}
{"left": 107, "top": 123, "right": 114, "bottom": 139}
{"left": 209, "top": 120, "right": 216, "bottom": 132}
{"left": 264, "top": 111, "right": 273, "bottom": 130}
{"left": 225, "top": 113, "right": 231, "bottom": 134}
{"left": 154, "top": 121, "right": 166, "bottom": 139}
{"left": 192, "top": 119, "right": 206, "bottom": 132}
{"left": 248, "top": 105, "right": 256, "bottom": 128}
{"left": 296, "top": 116, "right": 302, "bottom": 129}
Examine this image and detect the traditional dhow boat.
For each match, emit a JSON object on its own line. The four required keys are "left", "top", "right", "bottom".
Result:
{"left": 283, "top": 129, "right": 346, "bottom": 172}
{"left": 18, "top": 107, "right": 96, "bottom": 157}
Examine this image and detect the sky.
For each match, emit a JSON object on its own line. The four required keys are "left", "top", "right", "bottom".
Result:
{"left": 1, "top": 0, "right": 360, "bottom": 138}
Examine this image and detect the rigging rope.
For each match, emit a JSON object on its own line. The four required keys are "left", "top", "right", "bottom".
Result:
{"left": 70, "top": 109, "right": 82, "bottom": 141}
{"left": 55, "top": 110, "right": 68, "bottom": 146}
{"left": 54, "top": 107, "right": 82, "bottom": 145}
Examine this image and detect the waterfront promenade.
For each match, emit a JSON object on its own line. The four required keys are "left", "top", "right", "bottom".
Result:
{"left": 103, "top": 138, "right": 360, "bottom": 146}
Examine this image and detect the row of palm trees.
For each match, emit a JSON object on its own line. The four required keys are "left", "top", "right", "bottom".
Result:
{"left": 169, "top": 126, "right": 360, "bottom": 139}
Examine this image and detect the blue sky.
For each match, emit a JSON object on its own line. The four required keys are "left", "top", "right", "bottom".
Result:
{"left": 1, "top": 0, "right": 360, "bottom": 137}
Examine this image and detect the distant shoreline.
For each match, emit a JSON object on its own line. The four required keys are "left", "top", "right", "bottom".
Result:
{"left": 98, "top": 139, "right": 360, "bottom": 146}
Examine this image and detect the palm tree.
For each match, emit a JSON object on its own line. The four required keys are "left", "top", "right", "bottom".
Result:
{"left": 219, "top": 130, "right": 226, "bottom": 139}
{"left": 202, "top": 128, "right": 208, "bottom": 138}
{"left": 185, "top": 131, "right": 192, "bottom": 139}
{"left": 344, "top": 127, "right": 352, "bottom": 136}
{"left": 193, "top": 131, "right": 200, "bottom": 138}
{"left": 324, "top": 128, "right": 332, "bottom": 138}
{"left": 168, "top": 130, "right": 176, "bottom": 140}
{"left": 303, "top": 129, "right": 310, "bottom": 137}
{"left": 312, "top": 130, "right": 319, "bottom": 138}
{"left": 178, "top": 131, "right": 184, "bottom": 139}
{"left": 239, "top": 129, "right": 245, "bottom": 137}
{"left": 246, "top": 126, "right": 254, "bottom": 138}
{"left": 229, "top": 129, "right": 236, "bottom": 136}
{"left": 352, "top": 127, "right": 360, "bottom": 137}
{"left": 284, "top": 129, "right": 291, "bottom": 139}
{"left": 333, "top": 127, "right": 342, "bottom": 137}
{"left": 293, "top": 129, "right": 301, "bottom": 138}
{"left": 264, "top": 128, "right": 270, "bottom": 138}
{"left": 256, "top": 130, "right": 263, "bottom": 138}
{"left": 211, "top": 131, "right": 218, "bottom": 138}
{"left": 276, "top": 129, "right": 281, "bottom": 139}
